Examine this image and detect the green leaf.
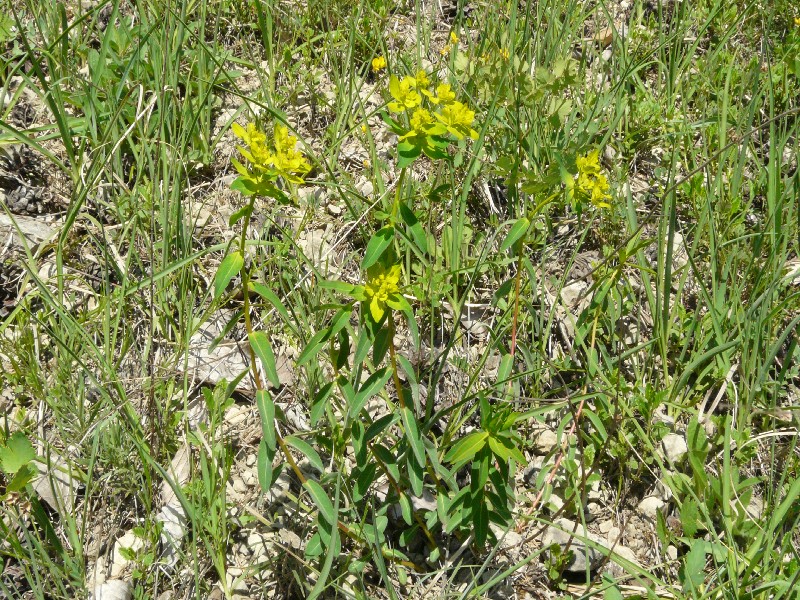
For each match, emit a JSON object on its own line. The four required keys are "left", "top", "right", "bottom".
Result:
{"left": 407, "top": 452, "right": 424, "bottom": 497}
{"left": 297, "top": 309, "right": 351, "bottom": 367}
{"left": 297, "top": 328, "right": 332, "bottom": 367}
{"left": 681, "top": 539, "right": 707, "bottom": 591}
{"left": 500, "top": 218, "right": 530, "bottom": 252}
{"left": 472, "top": 492, "right": 489, "bottom": 547}
{"left": 6, "top": 464, "right": 36, "bottom": 493}
{"left": 398, "top": 202, "right": 428, "bottom": 255}
{"left": 444, "top": 431, "right": 489, "bottom": 465}
{"left": 257, "top": 439, "right": 276, "bottom": 491}
{"left": 351, "top": 368, "right": 392, "bottom": 419}
{"left": 310, "top": 382, "right": 334, "bottom": 426}
{"left": 228, "top": 203, "right": 253, "bottom": 227}
{"left": 304, "top": 480, "right": 336, "bottom": 527}
{"left": 285, "top": 435, "right": 324, "bottom": 473}
{"left": 256, "top": 390, "right": 276, "bottom": 451}
{"left": 305, "top": 532, "right": 324, "bottom": 558}
{"left": 399, "top": 493, "right": 413, "bottom": 526}
{"left": 365, "top": 413, "right": 398, "bottom": 441}
{"left": 372, "top": 444, "right": 400, "bottom": 481}
{"left": 250, "top": 282, "right": 292, "bottom": 325}
{"left": 401, "top": 407, "right": 425, "bottom": 466}
{"left": 372, "top": 326, "right": 391, "bottom": 365}
{"left": 353, "top": 464, "right": 377, "bottom": 502}
{"left": 488, "top": 434, "right": 526, "bottom": 465}
{"left": 680, "top": 498, "right": 700, "bottom": 538}
{"left": 0, "top": 432, "right": 36, "bottom": 475}
{"left": 397, "top": 140, "right": 422, "bottom": 168}
{"left": 249, "top": 331, "right": 281, "bottom": 388}
{"left": 319, "top": 280, "right": 365, "bottom": 299}
{"left": 214, "top": 251, "right": 243, "bottom": 299}
{"left": 362, "top": 226, "right": 395, "bottom": 270}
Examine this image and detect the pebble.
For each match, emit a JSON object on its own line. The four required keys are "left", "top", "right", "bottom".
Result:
{"left": 637, "top": 496, "right": 666, "bottom": 520}
{"left": 232, "top": 478, "right": 248, "bottom": 494}
{"left": 607, "top": 526, "right": 621, "bottom": 544}
{"left": 93, "top": 580, "right": 132, "bottom": 600}
{"left": 661, "top": 433, "right": 688, "bottom": 462}
{"left": 245, "top": 453, "right": 257, "bottom": 467}
{"left": 532, "top": 428, "right": 558, "bottom": 455}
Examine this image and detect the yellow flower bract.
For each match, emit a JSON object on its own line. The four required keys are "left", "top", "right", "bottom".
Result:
{"left": 365, "top": 264, "right": 402, "bottom": 322}
{"left": 434, "top": 101, "right": 478, "bottom": 140}
{"left": 388, "top": 75, "right": 422, "bottom": 113}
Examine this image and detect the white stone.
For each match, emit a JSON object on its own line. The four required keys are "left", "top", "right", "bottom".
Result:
{"left": 637, "top": 496, "right": 665, "bottom": 520}
{"left": 661, "top": 433, "right": 689, "bottom": 463}
{"left": 667, "top": 545, "right": 678, "bottom": 561}
{"left": 94, "top": 580, "right": 132, "bottom": 600}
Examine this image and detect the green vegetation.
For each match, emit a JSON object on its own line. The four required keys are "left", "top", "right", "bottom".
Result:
{"left": 1, "top": 0, "right": 799, "bottom": 598}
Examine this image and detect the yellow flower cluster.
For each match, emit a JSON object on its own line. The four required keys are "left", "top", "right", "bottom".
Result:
{"left": 232, "top": 122, "right": 311, "bottom": 184}
{"left": 364, "top": 264, "right": 402, "bottom": 322}
{"left": 387, "top": 72, "right": 478, "bottom": 141}
{"left": 372, "top": 56, "right": 387, "bottom": 73}
{"left": 574, "top": 150, "right": 611, "bottom": 209}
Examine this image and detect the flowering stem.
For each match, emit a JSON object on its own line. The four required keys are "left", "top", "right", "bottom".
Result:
{"left": 236, "top": 197, "right": 308, "bottom": 490}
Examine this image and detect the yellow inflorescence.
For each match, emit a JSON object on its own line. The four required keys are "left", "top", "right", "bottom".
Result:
{"left": 232, "top": 122, "right": 310, "bottom": 184}
{"left": 364, "top": 264, "right": 402, "bottom": 322}
{"left": 372, "top": 56, "right": 387, "bottom": 72}
{"left": 387, "top": 71, "right": 478, "bottom": 142}
{"left": 575, "top": 149, "right": 611, "bottom": 209}
{"left": 388, "top": 75, "right": 422, "bottom": 113}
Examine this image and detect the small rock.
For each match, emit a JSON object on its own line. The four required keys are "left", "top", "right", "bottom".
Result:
{"left": 94, "top": 580, "right": 132, "bottom": 600}
{"left": 532, "top": 428, "right": 558, "bottom": 455}
{"left": 607, "top": 526, "right": 621, "bottom": 544}
{"left": 278, "top": 528, "right": 302, "bottom": 550}
{"left": 357, "top": 180, "right": 374, "bottom": 197}
{"left": 601, "top": 48, "right": 613, "bottom": 62}
{"left": 637, "top": 496, "right": 665, "bottom": 520}
{"left": 598, "top": 520, "right": 613, "bottom": 534}
{"left": 560, "top": 281, "right": 588, "bottom": 308}
{"left": 542, "top": 519, "right": 603, "bottom": 574}
{"left": 245, "top": 453, "right": 257, "bottom": 468}
{"left": 232, "top": 478, "right": 248, "bottom": 494}
{"left": 611, "top": 544, "right": 639, "bottom": 565}
{"left": 661, "top": 433, "right": 688, "bottom": 462}
{"left": 667, "top": 545, "right": 678, "bottom": 561}
{"left": 327, "top": 202, "right": 343, "bottom": 216}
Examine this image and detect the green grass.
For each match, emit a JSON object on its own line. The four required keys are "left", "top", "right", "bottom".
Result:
{"left": 1, "top": 0, "right": 799, "bottom": 598}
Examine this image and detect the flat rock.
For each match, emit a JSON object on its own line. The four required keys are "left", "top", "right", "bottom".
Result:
{"left": 0, "top": 212, "right": 56, "bottom": 252}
